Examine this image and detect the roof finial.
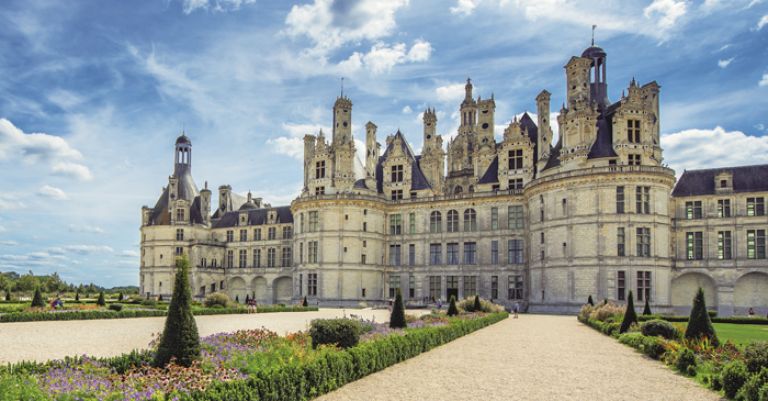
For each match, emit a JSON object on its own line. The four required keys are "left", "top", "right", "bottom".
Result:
{"left": 340, "top": 77, "right": 344, "bottom": 97}
{"left": 591, "top": 24, "right": 596, "bottom": 46}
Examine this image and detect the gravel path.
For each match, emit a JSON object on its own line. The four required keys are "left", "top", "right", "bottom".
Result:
{"left": 0, "top": 308, "right": 398, "bottom": 363}
{"left": 316, "top": 314, "right": 723, "bottom": 401}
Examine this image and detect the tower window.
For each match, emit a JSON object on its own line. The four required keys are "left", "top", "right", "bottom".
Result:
{"left": 627, "top": 119, "right": 641, "bottom": 143}
{"left": 315, "top": 161, "right": 326, "bottom": 179}
{"left": 391, "top": 165, "right": 404, "bottom": 182}
{"left": 315, "top": 186, "right": 325, "bottom": 195}
{"left": 508, "top": 149, "right": 524, "bottom": 170}
{"left": 176, "top": 229, "right": 184, "bottom": 241}
{"left": 628, "top": 154, "right": 641, "bottom": 165}
{"left": 176, "top": 208, "right": 185, "bottom": 222}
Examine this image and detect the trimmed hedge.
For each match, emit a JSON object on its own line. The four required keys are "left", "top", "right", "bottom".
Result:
{"left": 640, "top": 319, "right": 680, "bottom": 340}
{"left": 179, "top": 312, "right": 507, "bottom": 401}
{"left": 639, "top": 315, "right": 768, "bottom": 325}
{"left": 0, "top": 306, "right": 319, "bottom": 323}
{"left": 309, "top": 319, "right": 362, "bottom": 349}
{"left": 618, "top": 332, "right": 667, "bottom": 360}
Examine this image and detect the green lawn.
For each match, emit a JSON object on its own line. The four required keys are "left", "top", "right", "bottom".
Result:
{"left": 713, "top": 323, "right": 768, "bottom": 345}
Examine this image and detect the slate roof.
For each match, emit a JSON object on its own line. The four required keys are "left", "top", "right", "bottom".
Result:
{"left": 478, "top": 156, "right": 499, "bottom": 184}
{"left": 542, "top": 138, "right": 562, "bottom": 171}
{"left": 672, "top": 164, "right": 768, "bottom": 197}
{"left": 587, "top": 109, "right": 619, "bottom": 159}
{"left": 375, "top": 131, "right": 432, "bottom": 193}
{"left": 212, "top": 206, "right": 294, "bottom": 228}
{"left": 148, "top": 169, "right": 201, "bottom": 225}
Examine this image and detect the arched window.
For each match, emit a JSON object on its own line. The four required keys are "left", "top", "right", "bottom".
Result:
{"left": 430, "top": 211, "right": 442, "bottom": 233}
{"left": 447, "top": 210, "right": 459, "bottom": 232}
{"left": 464, "top": 209, "right": 477, "bottom": 232}
{"left": 454, "top": 186, "right": 463, "bottom": 194}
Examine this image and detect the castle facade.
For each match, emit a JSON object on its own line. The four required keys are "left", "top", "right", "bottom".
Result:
{"left": 139, "top": 44, "right": 768, "bottom": 316}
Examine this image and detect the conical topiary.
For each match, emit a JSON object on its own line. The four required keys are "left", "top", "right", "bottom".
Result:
{"left": 158, "top": 294, "right": 164, "bottom": 302}
{"left": 245, "top": 294, "right": 250, "bottom": 304}
{"left": 473, "top": 295, "right": 481, "bottom": 312}
{"left": 5, "top": 289, "right": 11, "bottom": 302}
{"left": 685, "top": 287, "right": 718, "bottom": 346}
{"left": 97, "top": 292, "right": 106, "bottom": 306}
{"left": 588, "top": 295, "right": 594, "bottom": 306}
{"left": 447, "top": 295, "right": 458, "bottom": 317}
{"left": 302, "top": 296, "right": 308, "bottom": 307}
{"left": 389, "top": 289, "right": 406, "bottom": 328}
{"left": 153, "top": 256, "right": 200, "bottom": 367}
{"left": 619, "top": 290, "right": 638, "bottom": 334}
{"left": 643, "top": 297, "right": 652, "bottom": 315}
{"left": 235, "top": 295, "right": 239, "bottom": 304}
{"left": 118, "top": 292, "right": 124, "bottom": 301}
{"left": 31, "top": 288, "right": 45, "bottom": 307}
{"left": 75, "top": 291, "right": 80, "bottom": 302}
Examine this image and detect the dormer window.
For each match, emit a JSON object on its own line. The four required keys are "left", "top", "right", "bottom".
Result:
{"left": 315, "top": 186, "right": 325, "bottom": 195}
{"left": 508, "top": 149, "right": 523, "bottom": 170}
{"left": 720, "top": 180, "right": 727, "bottom": 188}
{"left": 315, "top": 161, "right": 326, "bottom": 179}
{"left": 176, "top": 208, "right": 185, "bottom": 222}
{"left": 628, "top": 154, "right": 641, "bottom": 165}
{"left": 627, "top": 120, "right": 641, "bottom": 143}
{"left": 391, "top": 165, "right": 404, "bottom": 182}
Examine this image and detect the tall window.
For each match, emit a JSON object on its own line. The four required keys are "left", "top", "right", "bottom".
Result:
{"left": 508, "top": 275, "right": 523, "bottom": 300}
{"left": 508, "top": 205, "right": 524, "bottom": 229}
{"left": 616, "top": 186, "right": 625, "bottom": 214}
{"left": 628, "top": 154, "right": 641, "bottom": 165}
{"left": 268, "top": 227, "right": 276, "bottom": 240}
{"left": 308, "top": 273, "right": 317, "bottom": 296}
{"left": 747, "top": 229, "right": 766, "bottom": 259}
{"left": 175, "top": 246, "right": 183, "bottom": 256}
{"left": 389, "top": 214, "right": 402, "bottom": 235}
{"left": 508, "top": 149, "right": 523, "bottom": 170}
{"left": 685, "top": 201, "right": 703, "bottom": 219}
{"left": 176, "top": 229, "right": 184, "bottom": 241}
{"left": 447, "top": 210, "right": 459, "bottom": 232}
{"left": 308, "top": 211, "right": 319, "bottom": 232}
{"left": 254, "top": 228, "right": 262, "bottom": 240}
{"left": 463, "top": 209, "right": 477, "bottom": 232}
{"left": 239, "top": 249, "right": 247, "bottom": 268}
{"left": 391, "top": 165, "right": 404, "bottom": 182}
{"left": 253, "top": 249, "right": 261, "bottom": 267}
{"left": 637, "top": 271, "right": 651, "bottom": 302}
{"left": 408, "top": 244, "right": 416, "bottom": 266}
{"left": 447, "top": 243, "right": 459, "bottom": 264}
{"left": 226, "top": 250, "right": 234, "bottom": 268}
{"left": 281, "top": 247, "right": 291, "bottom": 267}
{"left": 409, "top": 275, "right": 415, "bottom": 298}
{"left": 240, "top": 229, "right": 247, "bottom": 241}
{"left": 226, "top": 230, "right": 234, "bottom": 242}
{"left": 446, "top": 276, "right": 459, "bottom": 298}
{"left": 389, "top": 244, "right": 401, "bottom": 266}
{"left": 508, "top": 239, "right": 524, "bottom": 264}
{"left": 636, "top": 186, "right": 650, "bottom": 214}
{"left": 267, "top": 248, "right": 276, "bottom": 267}
{"left": 463, "top": 276, "right": 477, "bottom": 297}
{"left": 717, "top": 199, "right": 731, "bottom": 218}
{"left": 747, "top": 197, "right": 766, "bottom": 216}
{"left": 509, "top": 178, "right": 524, "bottom": 190}
{"left": 463, "top": 242, "right": 477, "bottom": 264}
{"left": 283, "top": 226, "right": 292, "bottom": 239}
{"left": 308, "top": 241, "right": 318, "bottom": 263}
{"left": 616, "top": 271, "right": 626, "bottom": 301}
{"left": 636, "top": 227, "right": 651, "bottom": 257}
{"left": 388, "top": 275, "right": 400, "bottom": 298}
{"left": 491, "top": 240, "right": 499, "bottom": 264}
{"left": 429, "top": 211, "right": 442, "bottom": 233}
{"left": 176, "top": 208, "right": 185, "bottom": 221}
{"left": 429, "top": 244, "right": 442, "bottom": 265}
{"left": 409, "top": 212, "right": 416, "bottom": 234}
{"left": 315, "top": 161, "right": 325, "bottom": 179}
{"left": 491, "top": 207, "right": 499, "bottom": 230}
{"left": 617, "top": 227, "right": 625, "bottom": 257}
{"left": 686, "top": 232, "right": 703, "bottom": 260}
{"left": 391, "top": 189, "right": 403, "bottom": 200}
{"left": 491, "top": 276, "right": 499, "bottom": 299}
{"left": 429, "top": 276, "right": 441, "bottom": 301}
{"left": 627, "top": 119, "right": 640, "bottom": 143}
{"left": 718, "top": 231, "right": 732, "bottom": 260}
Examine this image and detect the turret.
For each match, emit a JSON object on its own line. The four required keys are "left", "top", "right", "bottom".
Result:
{"left": 536, "top": 90, "right": 553, "bottom": 164}
{"left": 459, "top": 78, "right": 477, "bottom": 134}
{"left": 303, "top": 134, "right": 316, "bottom": 189}
{"left": 423, "top": 108, "right": 437, "bottom": 144}
{"left": 200, "top": 181, "right": 211, "bottom": 225}
{"left": 365, "top": 122, "right": 378, "bottom": 180}
{"left": 218, "top": 185, "right": 232, "bottom": 213}
{"left": 581, "top": 45, "right": 609, "bottom": 109}
{"left": 332, "top": 95, "right": 353, "bottom": 146}
{"left": 565, "top": 57, "right": 592, "bottom": 108}
{"left": 174, "top": 133, "right": 192, "bottom": 175}
{"left": 477, "top": 96, "right": 495, "bottom": 146}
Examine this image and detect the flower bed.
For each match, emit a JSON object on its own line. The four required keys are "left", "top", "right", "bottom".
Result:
{"left": 639, "top": 315, "right": 768, "bottom": 326}
{"left": 0, "top": 311, "right": 506, "bottom": 400}
{"left": 0, "top": 306, "right": 319, "bottom": 323}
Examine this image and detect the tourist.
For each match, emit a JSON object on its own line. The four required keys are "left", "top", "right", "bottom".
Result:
{"left": 749, "top": 307, "right": 755, "bottom": 317}
{"left": 513, "top": 302, "right": 519, "bottom": 319}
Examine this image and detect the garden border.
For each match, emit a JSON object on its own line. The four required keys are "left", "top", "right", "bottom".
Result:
{"left": 0, "top": 306, "right": 318, "bottom": 323}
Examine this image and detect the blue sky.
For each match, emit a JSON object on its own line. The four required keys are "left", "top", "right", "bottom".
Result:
{"left": 0, "top": 0, "right": 767, "bottom": 287}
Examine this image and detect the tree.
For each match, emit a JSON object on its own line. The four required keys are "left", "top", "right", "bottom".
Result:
{"left": 587, "top": 295, "right": 594, "bottom": 306}
{"left": 97, "top": 292, "right": 106, "bottom": 306}
{"left": 74, "top": 291, "right": 79, "bottom": 301}
{"left": 158, "top": 294, "right": 164, "bottom": 302}
{"left": 118, "top": 292, "right": 124, "bottom": 301}
{"left": 235, "top": 295, "right": 239, "bottom": 304}
{"left": 619, "top": 290, "right": 638, "bottom": 334}
{"left": 389, "top": 289, "right": 406, "bottom": 328}
{"left": 31, "top": 288, "right": 45, "bottom": 308}
{"left": 154, "top": 256, "right": 200, "bottom": 368}
{"left": 245, "top": 294, "right": 250, "bottom": 304}
{"left": 685, "top": 287, "right": 719, "bottom": 346}
{"left": 302, "top": 296, "right": 308, "bottom": 307}
{"left": 473, "top": 295, "right": 481, "bottom": 312}
{"left": 643, "top": 297, "right": 652, "bottom": 315}
{"left": 447, "top": 295, "right": 459, "bottom": 317}
{"left": 4, "top": 289, "right": 10, "bottom": 302}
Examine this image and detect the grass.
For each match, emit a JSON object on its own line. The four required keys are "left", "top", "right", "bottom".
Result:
{"left": 713, "top": 322, "right": 768, "bottom": 345}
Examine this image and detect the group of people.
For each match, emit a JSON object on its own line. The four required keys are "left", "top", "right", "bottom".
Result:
{"left": 49, "top": 295, "right": 63, "bottom": 309}
{"left": 246, "top": 298, "right": 258, "bottom": 313}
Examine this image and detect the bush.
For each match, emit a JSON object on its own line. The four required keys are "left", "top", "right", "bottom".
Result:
{"left": 108, "top": 303, "right": 124, "bottom": 312}
{"left": 759, "top": 382, "right": 768, "bottom": 401}
{"left": 588, "top": 302, "right": 625, "bottom": 322}
{"left": 745, "top": 342, "right": 768, "bottom": 374}
{"left": 674, "top": 348, "right": 696, "bottom": 374}
{"left": 30, "top": 288, "right": 44, "bottom": 308}
{"left": 739, "top": 367, "right": 768, "bottom": 401}
{"left": 154, "top": 256, "right": 200, "bottom": 368}
{"left": 309, "top": 318, "right": 362, "bottom": 349}
{"left": 118, "top": 292, "right": 124, "bottom": 301}
{"left": 447, "top": 295, "right": 458, "bottom": 316}
{"left": 141, "top": 299, "right": 158, "bottom": 307}
{"left": 722, "top": 360, "right": 749, "bottom": 399}
{"left": 204, "top": 292, "right": 232, "bottom": 309}
{"left": 685, "top": 287, "right": 719, "bottom": 346}
{"left": 643, "top": 297, "right": 652, "bottom": 316}
{"left": 389, "top": 289, "right": 406, "bottom": 329}
{"left": 473, "top": 295, "right": 481, "bottom": 311}
{"left": 640, "top": 319, "right": 679, "bottom": 340}
{"left": 97, "top": 292, "right": 106, "bottom": 306}
{"left": 74, "top": 291, "right": 79, "bottom": 302}
{"left": 4, "top": 291, "right": 9, "bottom": 302}
{"left": 619, "top": 290, "right": 638, "bottom": 334}
{"left": 618, "top": 333, "right": 667, "bottom": 360}
{"left": 457, "top": 296, "right": 504, "bottom": 313}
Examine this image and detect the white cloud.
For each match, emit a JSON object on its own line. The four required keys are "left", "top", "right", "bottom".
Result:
{"left": 180, "top": 0, "right": 256, "bottom": 14}
{"left": 37, "top": 185, "right": 68, "bottom": 200}
{"left": 47, "top": 89, "right": 84, "bottom": 110}
{"left": 643, "top": 0, "right": 688, "bottom": 32}
{"left": 402, "top": 105, "right": 413, "bottom": 114}
{"left": 451, "top": 0, "right": 480, "bottom": 15}
{"left": 0, "top": 241, "right": 17, "bottom": 246}
{"left": 339, "top": 40, "right": 432, "bottom": 75}
{"left": 0, "top": 225, "right": 5, "bottom": 233}
{"left": 68, "top": 224, "right": 105, "bottom": 234}
{"left": 266, "top": 137, "right": 304, "bottom": 160}
{"left": 717, "top": 57, "right": 734, "bottom": 68}
{"left": 435, "top": 82, "right": 467, "bottom": 103}
{"left": 0, "top": 194, "right": 25, "bottom": 210}
{"left": 760, "top": 73, "right": 768, "bottom": 87}
{"left": 59, "top": 245, "right": 114, "bottom": 255}
{"left": 661, "top": 127, "right": 768, "bottom": 173}
{"left": 118, "top": 250, "right": 139, "bottom": 258}
{"left": 0, "top": 119, "right": 92, "bottom": 181}
{"left": 757, "top": 14, "right": 768, "bottom": 30}
{"left": 281, "top": 123, "right": 329, "bottom": 138}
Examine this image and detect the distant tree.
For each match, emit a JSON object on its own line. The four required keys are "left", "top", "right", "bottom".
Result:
{"left": 302, "top": 296, "right": 308, "bottom": 307}
{"left": 619, "top": 290, "right": 638, "bottom": 334}
{"left": 235, "top": 295, "right": 239, "bottom": 304}
{"left": 153, "top": 256, "right": 200, "bottom": 368}
{"left": 75, "top": 291, "right": 80, "bottom": 302}
{"left": 97, "top": 292, "right": 106, "bottom": 306}
{"left": 587, "top": 295, "right": 594, "bottom": 306}
{"left": 389, "top": 289, "right": 406, "bottom": 329}
{"left": 5, "top": 289, "right": 11, "bottom": 302}
{"left": 118, "top": 292, "right": 124, "bottom": 301}
{"left": 473, "top": 295, "right": 482, "bottom": 312}
{"left": 685, "top": 287, "right": 719, "bottom": 346}
{"left": 31, "top": 288, "right": 45, "bottom": 308}
{"left": 447, "top": 295, "right": 459, "bottom": 317}
{"left": 643, "top": 297, "right": 652, "bottom": 316}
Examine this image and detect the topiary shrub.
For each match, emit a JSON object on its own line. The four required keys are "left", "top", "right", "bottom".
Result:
{"left": 473, "top": 295, "right": 481, "bottom": 312}
{"left": 619, "top": 291, "right": 638, "bottom": 334}
{"left": 31, "top": 288, "right": 45, "bottom": 308}
{"left": 685, "top": 287, "right": 718, "bottom": 346}
{"left": 389, "top": 289, "right": 406, "bottom": 329}
{"left": 118, "top": 292, "right": 124, "bottom": 302}
{"left": 302, "top": 296, "right": 308, "bottom": 307}
{"left": 745, "top": 342, "right": 768, "bottom": 374}
{"left": 643, "top": 297, "right": 652, "bottom": 316}
{"left": 141, "top": 299, "right": 157, "bottom": 307}
{"left": 108, "top": 303, "right": 124, "bottom": 312}
{"left": 587, "top": 295, "right": 594, "bottom": 306}
{"left": 457, "top": 296, "right": 504, "bottom": 313}
{"left": 245, "top": 294, "right": 250, "bottom": 304}
{"left": 722, "top": 360, "right": 749, "bottom": 399}
{"left": 74, "top": 291, "right": 79, "bottom": 302}
{"left": 739, "top": 367, "right": 768, "bottom": 401}
{"left": 447, "top": 295, "right": 458, "bottom": 317}
{"left": 153, "top": 256, "right": 200, "bottom": 368}
{"left": 97, "top": 292, "right": 106, "bottom": 306}
{"left": 617, "top": 332, "right": 666, "bottom": 359}
{"left": 640, "top": 319, "right": 680, "bottom": 340}
{"left": 675, "top": 348, "right": 696, "bottom": 375}
{"left": 309, "top": 318, "right": 361, "bottom": 349}
{"left": 204, "top": 292, "right": 231, "bottom": 309}
{"left": 5, "top": 290, "right": 11, "bottom": 302}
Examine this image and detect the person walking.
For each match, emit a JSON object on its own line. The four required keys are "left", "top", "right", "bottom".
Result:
{"left": 513, "top": 302, "right": 519, "bottom": 319}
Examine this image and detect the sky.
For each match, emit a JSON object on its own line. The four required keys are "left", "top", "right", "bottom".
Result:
{"left": 0, "top": 0, "right": 767, "bottom": 287}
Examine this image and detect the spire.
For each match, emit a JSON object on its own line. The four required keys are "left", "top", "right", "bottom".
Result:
{"left": 465, "top": 77, "right": 473, "bottom": 100}
{"left": 340, "top": 77, "right": 344, "bottom": 97}
{"left": 591, "top": 24, "right": 596, "bottom": 46}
